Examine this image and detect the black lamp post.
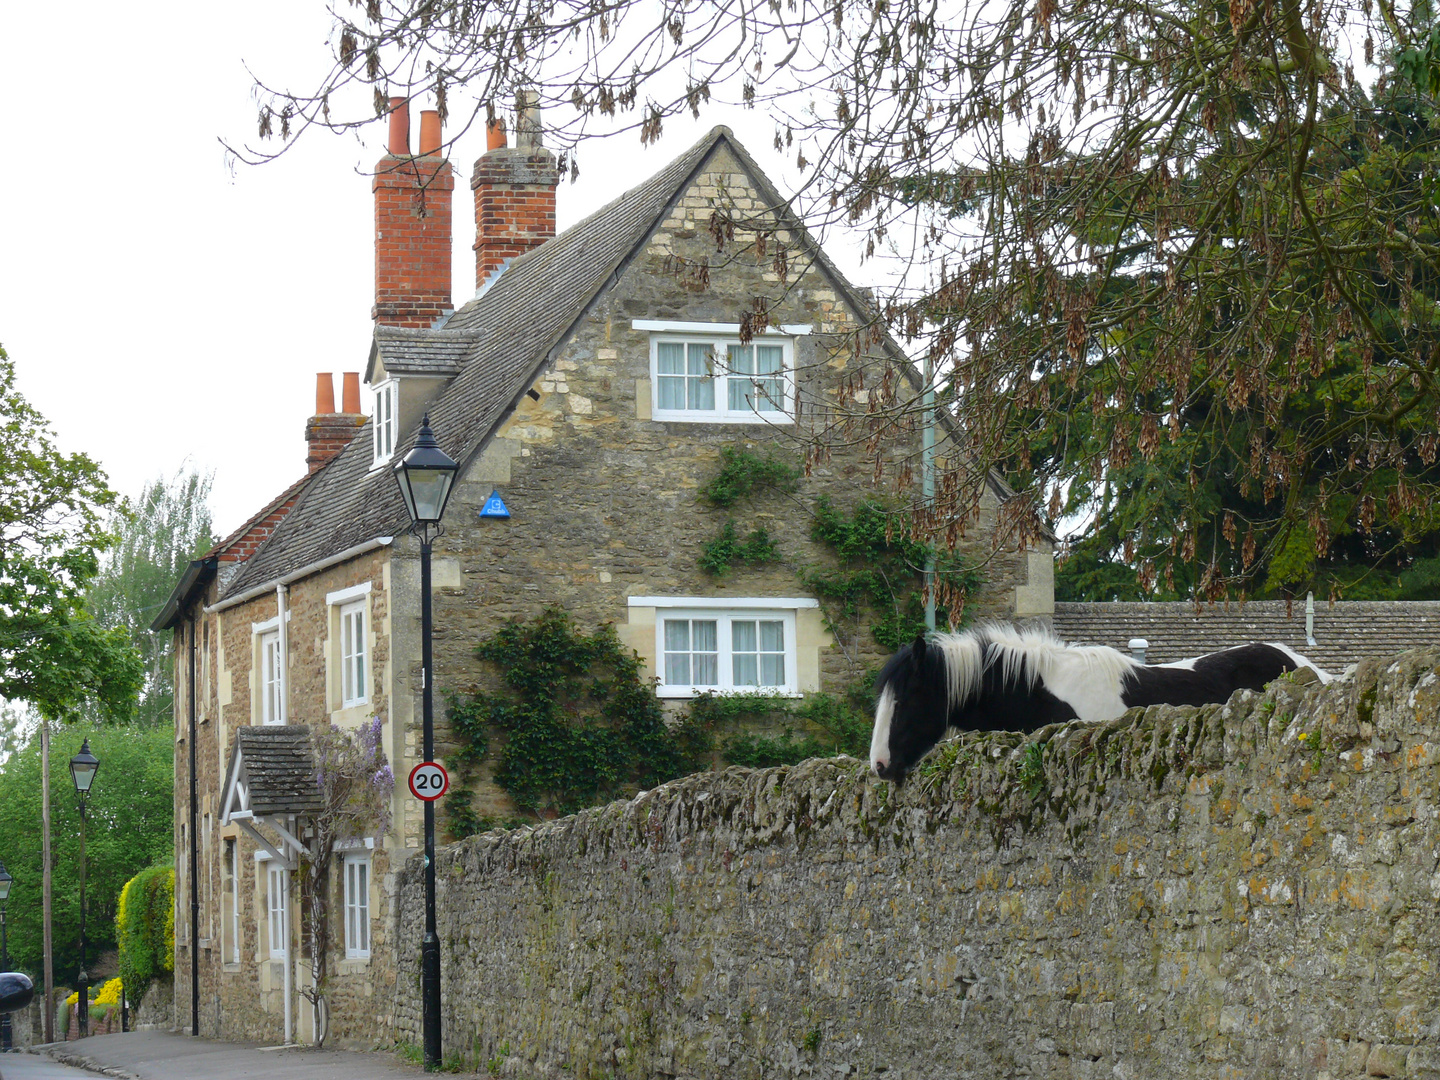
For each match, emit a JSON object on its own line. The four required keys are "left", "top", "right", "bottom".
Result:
{"left": 69, "top": 738, "right": 99, "bottom": 1039}
{"left": 0, "top": 860, "right": 12, "bottom": 1051}
{"left": 393, "top": 415, "right": 459, "bottom": 1072}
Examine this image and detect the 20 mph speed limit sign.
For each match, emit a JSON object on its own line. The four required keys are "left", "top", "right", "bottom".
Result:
{"left": 408, "top": 761, "right": 450, "bottom": 801}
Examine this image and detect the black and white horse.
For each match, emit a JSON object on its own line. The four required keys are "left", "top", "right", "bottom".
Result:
{"left": 869, "top": 625, "right": 1330, "bottom": 784}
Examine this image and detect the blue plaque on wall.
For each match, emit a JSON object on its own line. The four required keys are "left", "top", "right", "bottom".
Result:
{"left": 480, "top": 489, "right": 511, "bottom": 519}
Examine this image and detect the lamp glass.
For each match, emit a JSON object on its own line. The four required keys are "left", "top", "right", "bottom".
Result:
{"left": 69, "top": 739, "right": 100, "bottom": 794}
{"left": 0, "top": 862, "right": 11, "bottom": 902}
{"left": 393, "top": 417, "right": 459, "bottom": 526}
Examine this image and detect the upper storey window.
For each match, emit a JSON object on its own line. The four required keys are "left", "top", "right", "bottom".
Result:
{"left": 372, "top": 382, "right": 397, "bottom": 465}
{"left": 638, "top": 321, "right": 809, "bottom": 424}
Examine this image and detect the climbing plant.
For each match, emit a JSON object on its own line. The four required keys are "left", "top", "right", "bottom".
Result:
{"left": 449, "top": 609, "right": 712, "bottom": 820}
{"left": 698, "top": 521, "right": 781, "bottom": 577}
{"left": 804, "top": 496, "right": 982, "bottom": 650}
{"left": 700, "top": 446, "right": 801, "bottom": 508}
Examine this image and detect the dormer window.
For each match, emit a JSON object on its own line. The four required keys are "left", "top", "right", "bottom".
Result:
{"left": 372, "top": 382, "right": 397, "bottom": 465}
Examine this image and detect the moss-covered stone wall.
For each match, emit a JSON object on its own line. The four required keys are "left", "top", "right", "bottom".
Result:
{"left": 397, "top": 649, "right": 1440, "bottom": 1079}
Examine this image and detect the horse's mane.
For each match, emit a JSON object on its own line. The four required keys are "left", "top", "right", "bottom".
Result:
{"left": 924, "top": 624, "right": 1140, "bottom": 711}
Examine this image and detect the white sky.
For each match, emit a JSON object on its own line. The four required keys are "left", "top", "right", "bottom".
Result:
{"left": 0, "top": 1, "right": 844, "bottom": 539}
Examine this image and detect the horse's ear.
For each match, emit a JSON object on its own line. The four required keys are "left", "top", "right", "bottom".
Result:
{"left": 911, "top": 633, "right": 927, "bottom": 664}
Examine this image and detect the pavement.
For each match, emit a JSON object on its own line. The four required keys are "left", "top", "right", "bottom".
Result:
{"left": 3, "top": 1031, "right": 426, "bottom": 1080}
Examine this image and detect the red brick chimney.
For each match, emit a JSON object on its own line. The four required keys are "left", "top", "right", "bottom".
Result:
{"left": 305, "top": 373, "right": 367, "bottom": 472}
{"left": 373, "top": 98, "right": 455, "bottom": 327}
{"left": 471, "top": 90, "right": 559, "bottom": 287}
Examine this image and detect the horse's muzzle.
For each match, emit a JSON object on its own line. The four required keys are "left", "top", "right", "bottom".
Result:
{"left": 872, "top": 760, "right": 907, "bottom": 786}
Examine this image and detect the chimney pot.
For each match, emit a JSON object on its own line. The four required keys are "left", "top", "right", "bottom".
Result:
{"left": 341, "top": 372, "right": 361, "bottom": 414}
{"left": 486, "top": 118, "right": 507, "bottom": 151}
{"left": 315, "top": 373, "right": 336, "bottom": 415}
{"left": 515, "top": 89, "right": 543, "bottom": 150}
{"left": 419, "top": 110, "right": 442, "bottom": 155}
{"left": 387, "top": 97, "right": 411, "bottom": 156}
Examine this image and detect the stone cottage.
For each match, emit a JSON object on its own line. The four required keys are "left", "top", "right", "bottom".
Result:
{"left": 153, "top": 96, "right": 1052, "bottom": 1047}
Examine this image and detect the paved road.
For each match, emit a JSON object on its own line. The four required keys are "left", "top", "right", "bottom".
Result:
{"left": 0, "top": 1055, "right": 104, "bottom": 1080}
{"left": 14, "top": 1031, "right": 424, "bottom": 1080}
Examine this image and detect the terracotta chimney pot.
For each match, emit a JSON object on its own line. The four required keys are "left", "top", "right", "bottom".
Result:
{"left": 387, "top": 97, "right": 411, "bottom": 156}
{"left": 341, "top": 372, "right": 362, "bottom": 415}
{"left": 315, "top": 372, "right": 336, "bottom": 415}
{"left": 419, "top": 110, "right": 442, "bottom": 155}
{"left": 487, "top": 118, "right": 507, "bottom": 151}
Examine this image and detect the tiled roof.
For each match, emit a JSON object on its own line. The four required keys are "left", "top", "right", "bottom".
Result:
{"left": 221, "top": 126, "right": 830, "bottom": 598}
{"left": 232, "top": 726, "right": 323, "bottom": 816}
{"left": 368, "top": 325, "right": 484, "bottom": 378}
{"left": 1052, "top": 600, "right": 1440, "bottom": 674}
{"left": 207, "top": 472, "right": 315, "bottom": 565}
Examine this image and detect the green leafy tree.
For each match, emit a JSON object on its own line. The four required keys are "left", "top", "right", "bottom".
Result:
{"left": 0, "top": 344, "right": 141, "bottom": 723}
{"left": 1033, "top": 83, "right": 1440, "bottom": 601}
{"left": 86, "top": 471, "right": 214, "bottom": 727}
{"left": 239, "top": 0, "right": 1440, "bottom": 594}
{"left": 0, "top": 725, "right": 174, "bottom": 982}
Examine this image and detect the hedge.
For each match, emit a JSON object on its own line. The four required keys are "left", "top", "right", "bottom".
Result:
{"left": 116, "top": 863, "right": 174, "bottom": 1007}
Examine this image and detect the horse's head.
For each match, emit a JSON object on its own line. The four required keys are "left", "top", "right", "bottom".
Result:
{"left": 870, "top": 634, "right": 950, "bottom": 785}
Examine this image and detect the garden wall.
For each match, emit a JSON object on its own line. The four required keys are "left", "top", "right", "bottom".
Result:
{"left": 397, "top": 648, "right": 1440, "bottom": 1079}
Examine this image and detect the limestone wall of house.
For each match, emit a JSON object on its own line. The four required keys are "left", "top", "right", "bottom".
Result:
{"left": 396, "top": 651, "right": 1440, "bottom": 1079}
{"left": 172, "top": 549, "right": 403, "bottom": 1048}
{"left": 396, "top": 144, "right": 1048, "bottom": 819}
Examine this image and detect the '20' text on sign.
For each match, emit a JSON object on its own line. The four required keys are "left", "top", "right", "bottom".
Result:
{"left": 408, "top": 761, "right": 450, "bottom": 801}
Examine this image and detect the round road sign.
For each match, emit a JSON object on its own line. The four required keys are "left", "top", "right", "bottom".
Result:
{"left": 408, "top": 761, "right": 450, "bottom": 801}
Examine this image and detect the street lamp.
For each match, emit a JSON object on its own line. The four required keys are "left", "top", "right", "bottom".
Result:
{"left": 70, "top": 738, "right": 99, "bottom": 1039}
{"left": 0, "top": 860, "right": 13, "bottom": 1052}
{"left": 393, "top": 415, "right": 458, "bottom": 1072}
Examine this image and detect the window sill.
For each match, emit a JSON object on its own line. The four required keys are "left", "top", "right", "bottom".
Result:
{"left": 337, "top": 957, "right": 371, "bottom": 974}
{"left": 650, "top": 412, "right": 794, "bottom": 426}
{"left": 656, "top": 688, "right": 803, "bottom": 700}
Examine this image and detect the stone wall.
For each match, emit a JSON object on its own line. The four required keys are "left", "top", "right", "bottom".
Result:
{"left": 397, "top": 648, "right": 1440, "bottom": 1079}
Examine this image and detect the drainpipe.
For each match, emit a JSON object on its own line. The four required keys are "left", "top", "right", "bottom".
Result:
{"left": 276, "top": 585, "right": 290, "bottom": 725}
{"left": 1306, "top": 591, "right": 1317, "bottom": 647}
{"left": 274, "top": 583, "right": 294, "bottom": 1044}
{"left": 189, "top": 616, "right": 199, "bottom": 1036}
{"left": 283, "top": 836, "right": 293, "bottom": 1046}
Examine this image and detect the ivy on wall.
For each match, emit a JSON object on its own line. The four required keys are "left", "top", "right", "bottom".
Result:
{"left": 444, "top": 609, "right": 711, "bottom": 828}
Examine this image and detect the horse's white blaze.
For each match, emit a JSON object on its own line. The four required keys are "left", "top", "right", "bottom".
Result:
{"left": 1268, "top": 643, "right": 1333, "bottom": 683}
{"left": 870, "top": 684, "right": 895, "bottom": 773}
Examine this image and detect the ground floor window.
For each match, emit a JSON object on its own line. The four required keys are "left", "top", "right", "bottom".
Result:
{"left": 343, "top": 854, "right": 370, "bottom": 959}
{"left": 267, "top": 864, "right": 288, "bottom": 959}
{"left": 646, "top": 602, "right": 802, "bottom": 697}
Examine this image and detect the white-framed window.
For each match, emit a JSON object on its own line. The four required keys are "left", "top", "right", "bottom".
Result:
{"left": 222, "top": 838, "right": 240, "bottom": 965}
{"left": 646, "top": 601, "right": 803, "bottom": 697}
{"left": 343, "top": 854, "right": 371, "bottom": 959}
{"left": 260, "top": 630, "right": 282, "bottom": 725}
{"left": 339, "top": 601, "right": 367, "bottom": 707}
{"left": 267, "top": 864, "right": 288, "bottom": 959}
{"left": 372, "top": 381, "right": 397, "bottom": 465}
{"left": 647, "top": 330, "right": 797, "bottom": 423}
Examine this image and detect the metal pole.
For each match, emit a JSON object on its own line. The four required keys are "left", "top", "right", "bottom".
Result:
{"left": 420, "top": 529, "right": 442, "bottom": 1071}
{"left": 1, "top": 901, "right": 11, "bottom": 1051}
{"left": 40, "top": 719, "right": 53, "bottom": 1044}
{"left": 189, "top": 617, "right": 199, "bottom": 1037}
{"left": 922, "top": 352, "right": 936, "bottom": 631}
{"left": 77, "top": 794, "right": 88, "bottom": 1038}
